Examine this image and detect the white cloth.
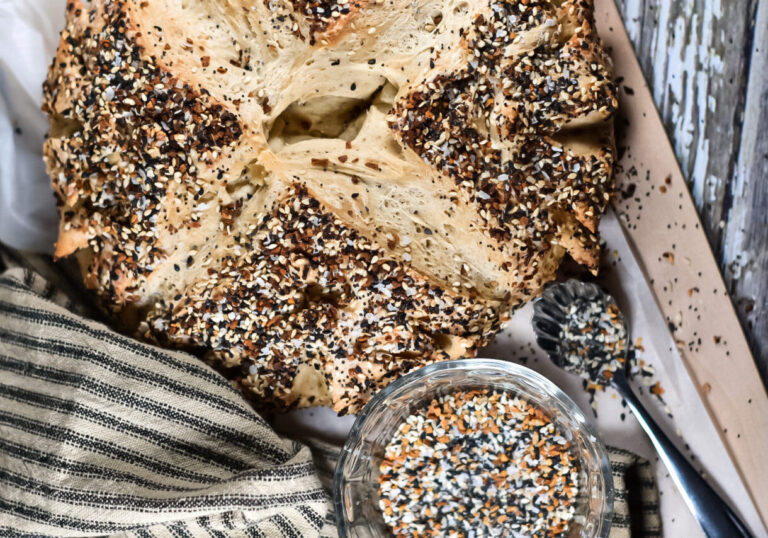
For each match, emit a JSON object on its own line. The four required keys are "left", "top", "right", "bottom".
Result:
{"left": 0, "top": 0, "right": 64, "bottom": 252}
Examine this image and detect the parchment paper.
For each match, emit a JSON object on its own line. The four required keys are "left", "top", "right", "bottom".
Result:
{"left": 0, "top": 1, "right": 763, "bottom": 535}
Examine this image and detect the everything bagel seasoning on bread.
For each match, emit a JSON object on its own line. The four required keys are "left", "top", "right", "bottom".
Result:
{"left": 43, "top": 0, "right": 616, "bottom": 413}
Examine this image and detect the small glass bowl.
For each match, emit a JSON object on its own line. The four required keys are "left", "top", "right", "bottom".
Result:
{"left": 333, "top": 358, "right": 613, "bottom": 537}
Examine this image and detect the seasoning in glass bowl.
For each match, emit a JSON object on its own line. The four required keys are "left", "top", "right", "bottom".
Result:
{"left": 377, "top": 389, "right": 579, "bottom": 537}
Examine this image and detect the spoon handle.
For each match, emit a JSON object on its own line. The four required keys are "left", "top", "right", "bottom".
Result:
{"left": 612, "top": 374, "right": 754, "bottom": 538}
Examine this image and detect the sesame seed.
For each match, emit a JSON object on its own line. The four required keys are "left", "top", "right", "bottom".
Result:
{"left": 379, "top": 389, "right": 579, "bottom": 536}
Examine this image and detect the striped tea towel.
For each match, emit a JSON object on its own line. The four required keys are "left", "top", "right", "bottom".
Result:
{"left": 0, "top": 267, "right": 335, "bottom": 537}
{"left": 607, "top": 447, "right": 663, "bottom": 537}
{"left": 0, "top": 258, "right": 662, "bottom": 537}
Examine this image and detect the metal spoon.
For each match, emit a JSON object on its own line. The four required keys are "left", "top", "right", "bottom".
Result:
{"left": 531, "top": 279, "right": 753, "bottom": 538}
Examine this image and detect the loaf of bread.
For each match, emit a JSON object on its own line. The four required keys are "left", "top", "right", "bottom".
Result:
{"left": 43, "top": 0, "right": 616, "bottom": 414}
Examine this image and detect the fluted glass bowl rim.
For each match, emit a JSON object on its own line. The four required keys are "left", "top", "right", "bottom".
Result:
{"left": 333, "top": 358, "right": 614, "bottom": 537}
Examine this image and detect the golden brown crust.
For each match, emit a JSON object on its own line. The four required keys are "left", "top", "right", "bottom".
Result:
{"left": 43, "top": 0, "right": 616, "bottom": 413}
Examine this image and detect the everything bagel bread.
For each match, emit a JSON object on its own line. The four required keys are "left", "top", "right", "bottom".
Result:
{"left": 43, "top": 0, "right": 616, "bottom": 413}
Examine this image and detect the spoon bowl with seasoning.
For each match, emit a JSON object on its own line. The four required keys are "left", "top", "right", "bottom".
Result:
{"left": 532, "top": 279, "right": 754, "bottom": 538}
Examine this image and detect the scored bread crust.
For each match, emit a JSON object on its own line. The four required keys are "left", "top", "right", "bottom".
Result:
{"left": 43, "top": 0, "right": 616, "bottom": 414}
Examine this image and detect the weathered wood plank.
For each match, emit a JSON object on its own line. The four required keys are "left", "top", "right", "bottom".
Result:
{"left": 595, "top": 2, "right": 768, "bottom": 527}
{"left": 596, "top": 2, "right": 768, "bottom": 526}
{"left": 722, "top": 0, "right": 768, "bottom": 383}
{"left": 613, "top": 0, "right": 767, "bottom": 382}
{"left": 613, "top": 0, "right": 756, "bottom": 249}
{"left": 617, "top": 0, "right": 756, "bottom": 252}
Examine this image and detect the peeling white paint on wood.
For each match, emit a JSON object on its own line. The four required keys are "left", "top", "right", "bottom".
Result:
{"left": 722, "top": 0, "right": 768, "bottom": 381}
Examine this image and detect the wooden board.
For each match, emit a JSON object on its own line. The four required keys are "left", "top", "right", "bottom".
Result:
{"left": 613, "top": 0, "right": 768, "bottom": 389}
{"left": 595, "top": 0, "right": 768, "bottom": 528}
